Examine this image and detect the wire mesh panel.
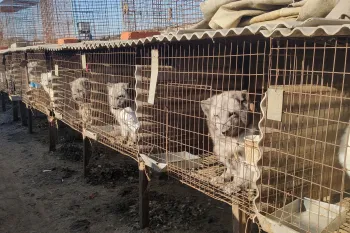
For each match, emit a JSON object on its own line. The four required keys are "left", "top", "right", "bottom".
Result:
{"left": 4, "top": 53, "right": 15, "bottom": 95}
{"left": 85, "top": 48, "right": 138, "bottom": 159}
{"left": 137, "top": 38, "right": 268, "bottom": 210}
{"left": 40, "top": 0, "right": 75, "bottom": 43}
{"left": 52, "top": 51, "right": 88, "bottom": 132}
{"left": 0, "top": 1, "right": 43, "bottom": 47}
{"left": 26, "top": 50, "right": 53, "bottom": 114}
{"left": 10, "top": 51, "right": 27, "bottom": 97}
{"left": 40, "top": 0, "right": 124, "bottom": 42}
{"left": 122, "top": 0, "right": 204, "bottom": 32}
{"left": 0, "top": 53, "right": 7, "bottom": 92}
{"left": 256, "top": 38, "right": 350, "bottom": 233}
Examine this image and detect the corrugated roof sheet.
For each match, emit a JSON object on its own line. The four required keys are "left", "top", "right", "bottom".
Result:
{"left": 1, "top": 19, "right": 350, "bottom": 53}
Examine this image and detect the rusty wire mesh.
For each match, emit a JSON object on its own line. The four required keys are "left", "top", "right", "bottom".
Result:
{"left": 51, "top": 51, "right": 87, "bottom": 132}
{"left": 136, "top": 38, "right": 268, "bottom": 211}
{"left": 4, "top": 53, "right": 15, "bottom": 95}
{"left": 10, "top": 51, "right": 27, "bottom": 98}
{"left": 122, "top": 0, "right": 204, "bottom": 32}
{"left": 40, "top": 0, "right": 124, "bottom": 42}
{"left": 84, "top": 48, "right": 138, "bottom": 159}
{"left": 0, "top": 53, "right": 7, "bottom": 92}
{"left": 255, "top": 38, "right": 350, "bottom": 233}
{"left": 0, "top": 1, "right": 42, "bottom": 47}
{"left": 26, "top": 50, "right": 53, "bottom": 114}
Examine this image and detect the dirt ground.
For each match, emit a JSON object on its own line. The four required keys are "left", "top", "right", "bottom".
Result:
{"left": 0, "top": 102, "right": 234, "bottom": 233}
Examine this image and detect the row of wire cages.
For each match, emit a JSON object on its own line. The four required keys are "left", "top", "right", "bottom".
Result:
{"left": 48, "top": 47, "right": 139, "bottom": 158}
{"left": 136, "top": 37, "right": 268, "bottom": 210}
{"left": 25, "top": 49, "right": 53, "bottom": 114}
{"left": 135, "top": 36, "right": 350, "bottom": 232}
{"left": 0, "top": 0, "right": 205, "bottom": 47}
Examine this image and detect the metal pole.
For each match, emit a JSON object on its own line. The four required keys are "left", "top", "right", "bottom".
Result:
{"left": 12, "top": 101, "right": 19, "bottom": 121}
{"left": 232, "top": 204, "right": 250, "bottom": 233}
{"left": 19, "top": 102, "right": 27, "bottom": 126}
{"left": 27, "top": 107, "right": 33, "bottom": 134}
{"left": 83, "top": 136, "right": 92, "bottom": 177}
{"left": 139, "top": 161, "right": 149, "bottom": 229}
{"left": 1, "top": 92, "right": 5, "bottom": 112}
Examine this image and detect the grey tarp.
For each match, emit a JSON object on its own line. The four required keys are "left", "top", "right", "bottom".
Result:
{"left": 194, "top": 0, "right": 350, "bottom": 29}
{"left": 297, "top": 0, "right": 338, "bottom": 21}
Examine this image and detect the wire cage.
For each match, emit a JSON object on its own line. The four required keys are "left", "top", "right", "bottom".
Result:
{"left": 39, "top": 0, "right": 124, "bottom": 42}
{"left": 0, "top": 1, "right": 43, "bottom": 47}
{"left": 137, "top": 37, "right": 268, "bottom": 210}
{"left": 256, "top": 38, "right": 350, "bottom": 233}
{"left": 25, "top": 49, "right": 53, "bottom": 114}
{"left": 84, "top": 48, "right": 138, "bottom": 159}
{"left": 4, "top": 53, "right": 15, "bottom": 95}
{"left": 51, "top": 50, "right": 89, "bottom": 132}
{"left": 122, "top": 0, "right": 204, "bottom": 32}
{"left": 10, "top": 51, "right": 27, "bottom": 98}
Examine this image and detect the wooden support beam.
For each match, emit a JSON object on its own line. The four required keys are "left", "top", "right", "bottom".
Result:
{"left": 27, "top": 107, "right": 33, "bottom": 134}
{"left": 48, "top": 117, "right": 57, "bottom": 152}
{"left": 139, "top": 161, "right": 149, "bottom": 229}
{"left": 232, "top": 204, "right": 251, "bottom": 233}
{"left": 12, "top": 101, "right": 19, "bottom": 121}
{"left": 83, "top": 136, "right": 92, "bottom": 178}
{"left": 19, "top": 102, "right": 27, "bottom": 126}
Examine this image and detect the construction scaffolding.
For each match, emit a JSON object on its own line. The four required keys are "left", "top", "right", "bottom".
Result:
{"left": 122, "top": 0, "right": 204, "bottom": 32}
{"left": 0, "top": 0, "right": 42, "bottom": 47}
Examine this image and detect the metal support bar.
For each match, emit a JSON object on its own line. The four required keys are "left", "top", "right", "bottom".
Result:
{"left": 12, "top": 101, "right": 19, "bottom": 121}
{"left": 19, "top": 102, "right": 27, "bottom": 126}
{"left": 83, "top": 136, "right": 92, "bottom": 178}
{"left": 48, "top": 117, "right": 57, "bottom": 152}
{"left": 139, "top": 161, "right": 149, "bottom": 229}
{"left": 1, "top": 92, "right": 6, "bottom": 112}
{"left": 27, "top": 107, "right": 33, "bottom": 134}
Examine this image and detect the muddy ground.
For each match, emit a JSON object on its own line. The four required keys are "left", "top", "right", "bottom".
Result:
{"left": 0, "top": 102, "right": 234, "bottom": 233}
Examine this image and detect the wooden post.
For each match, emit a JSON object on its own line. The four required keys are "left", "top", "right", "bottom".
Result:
{"left": 12, "top": 101, "right": 19, "bottom": 121}
{"left": 48, "top": 117, "right": 57, "bottom": 152}
{"left": 1, "top": 92, "right": 5, "bottom": 112}
{"left": 83, "top": 136, "right": 92, "bottom": 178}
{"left": 19, "top": 102, "right": 27, "bottom": 126}
{"left": 139, "top": 161, "right": 149, "bottom": 229}
{"left": 27, "top": 107, "right": 33, "bottom": 134}
{"left": 232, "top": 204, "right": 250, "bottom": 233}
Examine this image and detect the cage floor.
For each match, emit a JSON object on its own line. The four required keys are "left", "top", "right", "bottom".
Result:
{"left": 32, "top": 103, "right": 51, "bottom": 116}
{"left": 336, "top": 198, "right": 350, "bottom": 233}
{"left": 167, "top": 154, "right": 253, "bottom": 211}
{"left": 88, "top": 124, "right": 138, "bottom": 159}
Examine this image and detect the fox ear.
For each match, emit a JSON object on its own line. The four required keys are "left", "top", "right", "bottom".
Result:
{"left": 201, "top": 97, "right": 212, "bottom": 117}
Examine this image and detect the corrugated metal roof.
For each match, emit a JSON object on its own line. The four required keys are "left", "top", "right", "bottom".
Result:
{"left": 2, "top": 19, "right": 350, "bottom": 53}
